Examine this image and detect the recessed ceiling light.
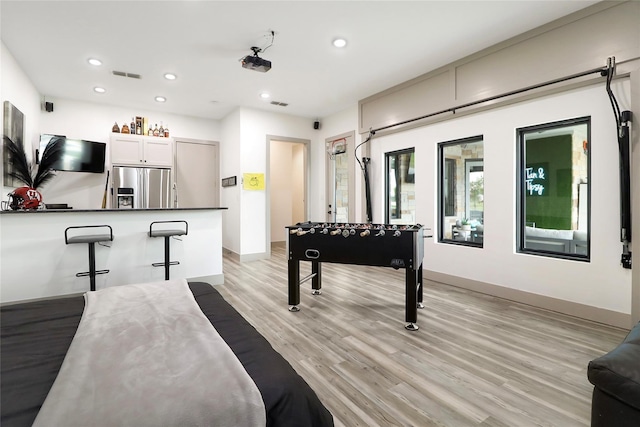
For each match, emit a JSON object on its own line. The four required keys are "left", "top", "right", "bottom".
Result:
{"left": 259, "top": 92, "right": 270, "bottom": 99}
{"left": 93, "top": 87, "right": 106, "bottom": 93}
{"left": 88, "top": 58, "right": 102, "bottom": 66}
{"left": 332, "top": 38, "right": 347, "bottom": 48}
{"left": 155, "top": 96, "right": 166, "bottom": 102}
{"left": 164, "top": 73, "right": 177, "bottom": 80}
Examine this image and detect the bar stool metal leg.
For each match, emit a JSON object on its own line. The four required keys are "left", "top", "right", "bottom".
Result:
{"left": 163, "top": 236, "right": 171, "bottom": 280}
{"left": 149, "top": 220, "right": 188, "bottom": 281}
{"left": 88, "top": 242, "right": 97, "bottom": 291}
{"left": 65, "top": 225, "right": 113, "bottom": 292}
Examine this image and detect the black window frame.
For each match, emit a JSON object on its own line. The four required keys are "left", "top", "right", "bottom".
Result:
{"left": 437, "top": 135, "right": 484, "bottom": 248}
{"left": 516, "top": 116, "right": 591, "bottom": 261}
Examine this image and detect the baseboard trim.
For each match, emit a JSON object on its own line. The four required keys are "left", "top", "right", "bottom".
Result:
{"left": 222, "top": 248, "right": 270, "bottom": 263}
{"left": 425, "top": 270, "right": 631, "bottom": 330}
{"left": 223, "top": 247, "right": 240, "bottom": 262}
{"left": 239, "top": 252, "right": 270, "bottom": 262}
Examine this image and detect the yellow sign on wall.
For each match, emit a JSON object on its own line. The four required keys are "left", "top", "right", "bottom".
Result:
{"left": 243, "top": 173, "right": 265, "bottom": 190}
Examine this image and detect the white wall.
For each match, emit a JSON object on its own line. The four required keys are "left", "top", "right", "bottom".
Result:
{"left": 38, "top": 97, "right": 220, "bottom": 209}
{"left": 237, "top": 108, "right": 319, "bottom": 257}
{"left": 0, "top": 43, "right": 222, "bottom": 212}
{"left": 1, "top": 41, "right": 41, "bottom": 196}
{"left": 220, "top": 109, "right": 241, "bottom": 254}
{"left": 369, "top": 80, "right": 632, "bottom": 316}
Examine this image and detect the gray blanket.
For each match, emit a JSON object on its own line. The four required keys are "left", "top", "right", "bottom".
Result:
{"left": 33, "top": 279, "right": 266, "bottom": 427}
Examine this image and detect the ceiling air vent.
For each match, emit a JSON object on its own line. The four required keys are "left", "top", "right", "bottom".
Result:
{"left": 112, "top": 70, "right": 142, "bottom": 79}
{"left": 270, "top": 101, "right": 288, "bottom": 107}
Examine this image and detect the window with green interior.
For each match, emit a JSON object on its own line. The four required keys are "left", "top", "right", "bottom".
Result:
{"left": 517, "top": 117, "right": 590, "bottom": 260}
{"left": 438, "top": 136, "right": 484, "bottom": 246}
{"left": 385, "top": 148, "right": 415, "bottom": 224}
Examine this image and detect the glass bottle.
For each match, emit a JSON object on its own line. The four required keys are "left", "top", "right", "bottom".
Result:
{"left": 158, "top": 121, "right": 165, "bottom": 138}
{"left": 164, "top": 123, "right": 169, "bottom": 138}
{"left": 148, "top": 121, "right": 153, "bottom": 136}
{"left": 121, "top": 122, "right": 130, "bottom": 134}
{"left": 153, "top": 123, "right": 159, "bottom": 137}
{"left": 130, "top": 117, "right": 136, "bottom": 135}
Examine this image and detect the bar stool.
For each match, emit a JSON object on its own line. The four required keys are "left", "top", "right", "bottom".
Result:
{"left": 149, "top": 220, "right": 188, "bottom": 280}
{"left": 65, "top": 225, "right": 114, "bottom": 291}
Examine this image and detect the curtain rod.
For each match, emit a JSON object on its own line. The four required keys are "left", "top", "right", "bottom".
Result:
{"left": 369, "top": 65, "right": 608, "bottom": 136}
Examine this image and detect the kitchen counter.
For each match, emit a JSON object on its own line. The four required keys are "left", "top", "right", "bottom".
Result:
{"left": 1, "top": 207, "right": 227, "bottom": 303}
{"left": 0, "top": 207, "right": 227, "bottom": 214}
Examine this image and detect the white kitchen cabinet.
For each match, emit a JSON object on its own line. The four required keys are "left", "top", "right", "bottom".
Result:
{"left": 110, "top": 135, "right": 173, "bottom": 167}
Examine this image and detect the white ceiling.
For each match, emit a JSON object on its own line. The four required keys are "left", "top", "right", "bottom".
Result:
{"left": 1, "top": 1, "right": 600, "bottom": 121}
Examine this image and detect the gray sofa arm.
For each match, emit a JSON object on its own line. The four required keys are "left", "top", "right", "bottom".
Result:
{"left": 588, "top": 322, "right": 640, "bottom": 412}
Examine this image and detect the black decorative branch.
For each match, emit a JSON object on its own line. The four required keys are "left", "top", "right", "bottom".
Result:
{"left": 4, "top": 135, "right": 34, "bottom": 187}
{"left": 33, "top": 136, "right": 64, "bottom": 189}
{"left": 3, "top": 135, "right": 63, "bottom": 189}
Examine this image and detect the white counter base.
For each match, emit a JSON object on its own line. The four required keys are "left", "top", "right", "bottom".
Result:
{"left": 0, "top": 209, "right": 225, "bottom": 303}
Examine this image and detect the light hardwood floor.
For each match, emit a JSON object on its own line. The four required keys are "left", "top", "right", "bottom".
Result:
{"left": 217, "top": 244, "right": 627, "bottom": 427}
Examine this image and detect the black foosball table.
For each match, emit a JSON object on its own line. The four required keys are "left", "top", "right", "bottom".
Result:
{"left": 286, "top": 222, "right": 425, "bottom": 331}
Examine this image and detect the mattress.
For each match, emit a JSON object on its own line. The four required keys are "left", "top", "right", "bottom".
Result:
{"left": 0, "top": 282, "right": 333, "bottom": 427}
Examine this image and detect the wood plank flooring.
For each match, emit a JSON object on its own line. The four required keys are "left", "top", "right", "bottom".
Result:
{"left": 217, "top": 244, "right": 627, "bottom": 427}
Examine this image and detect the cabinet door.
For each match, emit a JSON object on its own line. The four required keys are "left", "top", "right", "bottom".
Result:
{"left": 143, "top": 138, "right": 173, "bottom": 167}
{"left": 111, "top": 136, "right": 143, "bottom": 165}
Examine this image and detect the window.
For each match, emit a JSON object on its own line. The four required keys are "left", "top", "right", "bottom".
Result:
{"left": 517, "top": 117, "right": 590, "bottom": 260}
{"left": 385, "top": 148, "right": 415, "bottom": 224}
{"left": 438, "top": 136, "right": 484, "bottom": 246}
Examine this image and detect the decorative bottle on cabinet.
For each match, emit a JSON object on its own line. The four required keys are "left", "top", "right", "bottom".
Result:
{"left": 148, "top": 122, "right": 154, "bottom": 136}
{"left": 153, "top": 124, "right": 159, "bottom": 137}
{"left": 130, "top": 117, "right": 136, "bottom": 135}
{"left": 121, "top": 122, "right": 130, "bottom": 134}
{"left": 158, "top": 122, "right": 164, "bottom": 138}
{"left": 164, "top": 123, "right": 169, "bottom": 138}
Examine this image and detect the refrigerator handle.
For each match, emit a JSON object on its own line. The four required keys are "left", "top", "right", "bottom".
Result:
{"left": 140, "top": 168, "right": 147, "bottom": 209}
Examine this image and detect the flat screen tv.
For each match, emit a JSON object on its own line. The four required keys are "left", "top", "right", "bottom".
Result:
{"left": 39, "top": 134, "right": 106, "bottom": 173}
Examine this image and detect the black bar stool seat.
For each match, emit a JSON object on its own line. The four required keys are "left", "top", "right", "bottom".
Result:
{"left": 149, "top": 220, "right": 188, "bottom": 280}
{"left": 65, "top": 225, "right": 114, "bottom": 291}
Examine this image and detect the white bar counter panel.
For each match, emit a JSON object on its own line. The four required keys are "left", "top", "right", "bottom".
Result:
{"left": 0, "top": 208, "right": 226, "bottom": 303}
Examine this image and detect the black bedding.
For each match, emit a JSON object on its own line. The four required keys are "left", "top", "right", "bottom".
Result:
{"left": 0, "top": 282, "right": 333, "bottom": 427}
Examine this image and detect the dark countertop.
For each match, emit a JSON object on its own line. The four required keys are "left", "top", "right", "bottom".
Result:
{"left": 1, "top": 207, "right": 228, "bottom": 214}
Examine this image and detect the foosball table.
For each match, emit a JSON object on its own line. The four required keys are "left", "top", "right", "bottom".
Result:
{"left": 286, "top": 222, "right": 425, "bottom": 330}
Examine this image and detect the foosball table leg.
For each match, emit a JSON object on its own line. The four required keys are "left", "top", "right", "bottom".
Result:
{"left": 405, "top": 267, "right": 420, "bottom": 331}
{"left": 417, "top": 263, "right": 424, "bottom": 309}
{"left": 288, "top": 258, "right": 301, "bottom": 311}
{"left": 405, "top": 323, "right": 419, "bottom": 331}
{"left": 311, "top": 261, "right": 322, "bottom": 295}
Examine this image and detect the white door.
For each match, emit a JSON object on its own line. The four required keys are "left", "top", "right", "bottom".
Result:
{"left": 175, "top": 139, "right": 219, "bottom": 208}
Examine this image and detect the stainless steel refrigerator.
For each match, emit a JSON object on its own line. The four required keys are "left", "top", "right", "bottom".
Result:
{"left": 111, "top": 166, "right": 172, "bottom": 209}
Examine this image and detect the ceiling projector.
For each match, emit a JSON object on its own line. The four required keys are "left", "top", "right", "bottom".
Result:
{"left": 241, "top": 47, "right": 271, "bottom": 72}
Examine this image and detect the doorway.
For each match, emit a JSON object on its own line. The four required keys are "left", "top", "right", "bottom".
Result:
{"left": 325, "top": 131, "right": 355, "bottom": 223}
{"left": 174, "top": 138, "right": 220, "bottom": 208}
{"left": 268, "top": 137, "right": 309, "bottom": 244}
